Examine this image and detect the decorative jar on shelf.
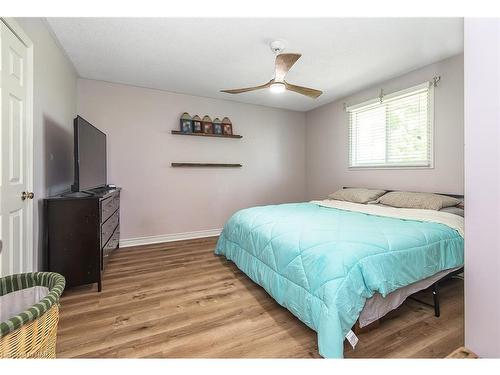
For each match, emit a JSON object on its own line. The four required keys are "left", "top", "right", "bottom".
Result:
{"left": 202, "top": 115, "right": 213, "bottom": 134}
{"left": 180, "top": 112, "right": 193, "bottom": 133}
{"left": 213, "top": 118, "right": 222, "bottom": 135}
{"left": 222, "top": 117, "right": 233, "bottom": 135}
{"left": 192, "top": 115, "right": 202, "bottom": 133}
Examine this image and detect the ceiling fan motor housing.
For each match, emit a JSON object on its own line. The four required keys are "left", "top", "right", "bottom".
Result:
{"left": 270, "top": 40, "right": 285, "bottom": 54}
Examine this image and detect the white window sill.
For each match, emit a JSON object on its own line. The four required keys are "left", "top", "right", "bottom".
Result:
{"left": 348, "top": 165, "right": 434, "bottom": 170}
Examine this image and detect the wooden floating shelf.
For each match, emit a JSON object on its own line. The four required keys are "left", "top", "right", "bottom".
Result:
{"left": 171, "top": 130, "right": 242, "bottom": 139}
{"left": 171, "top": 163, "right": 242, "bottom": 168}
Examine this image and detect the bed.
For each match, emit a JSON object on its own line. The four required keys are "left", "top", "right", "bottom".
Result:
{"left": 214, "top": 198, "right": 464, "bottom": 358}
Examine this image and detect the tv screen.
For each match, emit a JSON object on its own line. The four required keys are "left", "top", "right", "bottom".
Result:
{"left": 73, "top": 116, "right": 107, "bottom": 191}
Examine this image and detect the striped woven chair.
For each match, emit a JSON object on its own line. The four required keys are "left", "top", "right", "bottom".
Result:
{"left": 0, "top": 272, "right": 65, "bottom": 358}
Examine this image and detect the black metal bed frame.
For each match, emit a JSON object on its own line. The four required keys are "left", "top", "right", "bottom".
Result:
{"left": 408, "top": 267, "right": 464, "bottom": 317}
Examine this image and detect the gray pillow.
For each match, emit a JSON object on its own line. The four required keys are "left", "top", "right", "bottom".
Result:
{"left": 328, "top": 188, "right": 387, "bottom": 204}
{"left": 439, "top": 206, "right": 464, "bottom": 217}
{"left": 376, "top": 191, "right": 461, "bottom": 211}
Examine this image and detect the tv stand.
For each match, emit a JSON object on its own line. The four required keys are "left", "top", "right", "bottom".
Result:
{"left": 44, "top": 187, "right": 121, "bottom": 292}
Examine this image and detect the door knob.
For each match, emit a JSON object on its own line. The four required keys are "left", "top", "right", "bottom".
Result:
{"left": 21, "top": 191, "right": 34, "bottom": 201}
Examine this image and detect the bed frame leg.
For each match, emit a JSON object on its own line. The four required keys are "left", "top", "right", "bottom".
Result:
{"left": 408, "top": 282, "right": 441, "bottom": 317}
{"left": 432, "top": 282, "right": 440, "bottom": 317}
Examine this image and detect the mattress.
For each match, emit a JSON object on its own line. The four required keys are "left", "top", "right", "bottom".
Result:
{"left": 215, "top": 200, "right": 464, "bottom": 358}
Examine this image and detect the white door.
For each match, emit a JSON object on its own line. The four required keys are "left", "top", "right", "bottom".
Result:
{"left": 0, "top": 20, "right": 34, "bottom": 276}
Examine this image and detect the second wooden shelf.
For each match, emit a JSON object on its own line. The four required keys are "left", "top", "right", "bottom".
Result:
{"left": 171, "top": 163, "right": 242, "bottom": 168}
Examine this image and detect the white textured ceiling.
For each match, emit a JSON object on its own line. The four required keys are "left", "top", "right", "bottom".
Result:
{"left": 46, "top": 18, "right": 463, "bottom": 112}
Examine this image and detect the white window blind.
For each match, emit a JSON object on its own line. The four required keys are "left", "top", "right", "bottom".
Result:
{"left": 347, "top": 82, "right": 433, "bottom": 168}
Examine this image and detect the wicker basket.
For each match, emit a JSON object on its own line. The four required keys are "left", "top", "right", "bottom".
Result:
{"left": 0, "top": 272, "right": 65, "bottom": 358}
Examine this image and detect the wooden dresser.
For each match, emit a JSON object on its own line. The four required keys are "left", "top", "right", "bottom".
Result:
{"left": 43, "top": 187, "right": 121, "bottom": 292}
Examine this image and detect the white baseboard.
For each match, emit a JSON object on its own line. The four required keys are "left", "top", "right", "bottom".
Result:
{"left": 120, "top": 228, "right": 222, "bottom": 248}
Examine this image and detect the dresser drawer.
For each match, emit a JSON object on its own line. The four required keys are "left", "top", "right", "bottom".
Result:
{"left": 101, "top": 193, "right": 119, "bottom": 223}
{"left": 103, "top": 226, "right": 119, "bottom": 253}
{"left": 101, "top": 209, "right": 119, "bottom": 247}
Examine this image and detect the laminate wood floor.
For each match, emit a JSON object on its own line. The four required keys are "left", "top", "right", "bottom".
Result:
{"left": 56, "top": 237, "right": 464, "bottom": 358}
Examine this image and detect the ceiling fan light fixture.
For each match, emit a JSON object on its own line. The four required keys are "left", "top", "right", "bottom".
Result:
{"left": 269, "top": 82, "right": 286, "bottom": 94}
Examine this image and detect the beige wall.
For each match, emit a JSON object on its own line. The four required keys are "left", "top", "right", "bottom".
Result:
{"left": 77, "top": 79, "right": 306, "bottom": 241}
{"left": 305, "top": 54, "right": 464, "bottom": 199}
{"left": 15, "top": 18, "right": 78, "bottom": 269}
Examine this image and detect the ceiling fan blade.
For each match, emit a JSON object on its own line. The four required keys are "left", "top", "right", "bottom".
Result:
{"left": 284, "top": 82, "right": 323, "bottom": 99}
{"left": 274, "top": 53, "right": 301, "bottom": 82}
{"left": 220, "top": 80, "right": 273, "bottom": 94}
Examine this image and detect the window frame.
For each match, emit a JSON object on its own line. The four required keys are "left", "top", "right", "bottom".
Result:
{"left": 346, "top": 82, "right": 435, "bottom": 170}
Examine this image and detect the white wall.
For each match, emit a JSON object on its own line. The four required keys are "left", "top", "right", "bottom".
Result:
{"left": 464, "top": 19, "right": 500, "bottom": 358}
{"left": 77, "top": 79, "right": 306, "bottom": 241}
{"left": 305, "top": 54, "right": 464, "bottom": 199}
{"left": 14, "top": 18, "right": 78, "bottom": 269}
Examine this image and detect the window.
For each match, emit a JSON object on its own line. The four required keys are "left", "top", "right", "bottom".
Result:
{"left": 347, "top": 82, "right": 433, "bottom": 169}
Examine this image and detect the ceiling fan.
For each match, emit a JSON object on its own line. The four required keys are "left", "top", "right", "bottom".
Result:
{"left": 220, "top": 41, "right": 323, "bottom": 99}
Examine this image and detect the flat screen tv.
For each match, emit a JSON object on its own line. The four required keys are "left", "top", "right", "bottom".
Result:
{"left": 72, "top": 116, "right": 107, "bottom": 192}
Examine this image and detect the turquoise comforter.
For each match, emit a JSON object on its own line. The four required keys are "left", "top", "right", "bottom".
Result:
{"left": 215, "top": 202, "right": 464, "bottom": 358}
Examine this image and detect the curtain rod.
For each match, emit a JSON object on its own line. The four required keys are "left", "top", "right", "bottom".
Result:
{"left": 343, "top": 75, "right": 441, "bottom": 112}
